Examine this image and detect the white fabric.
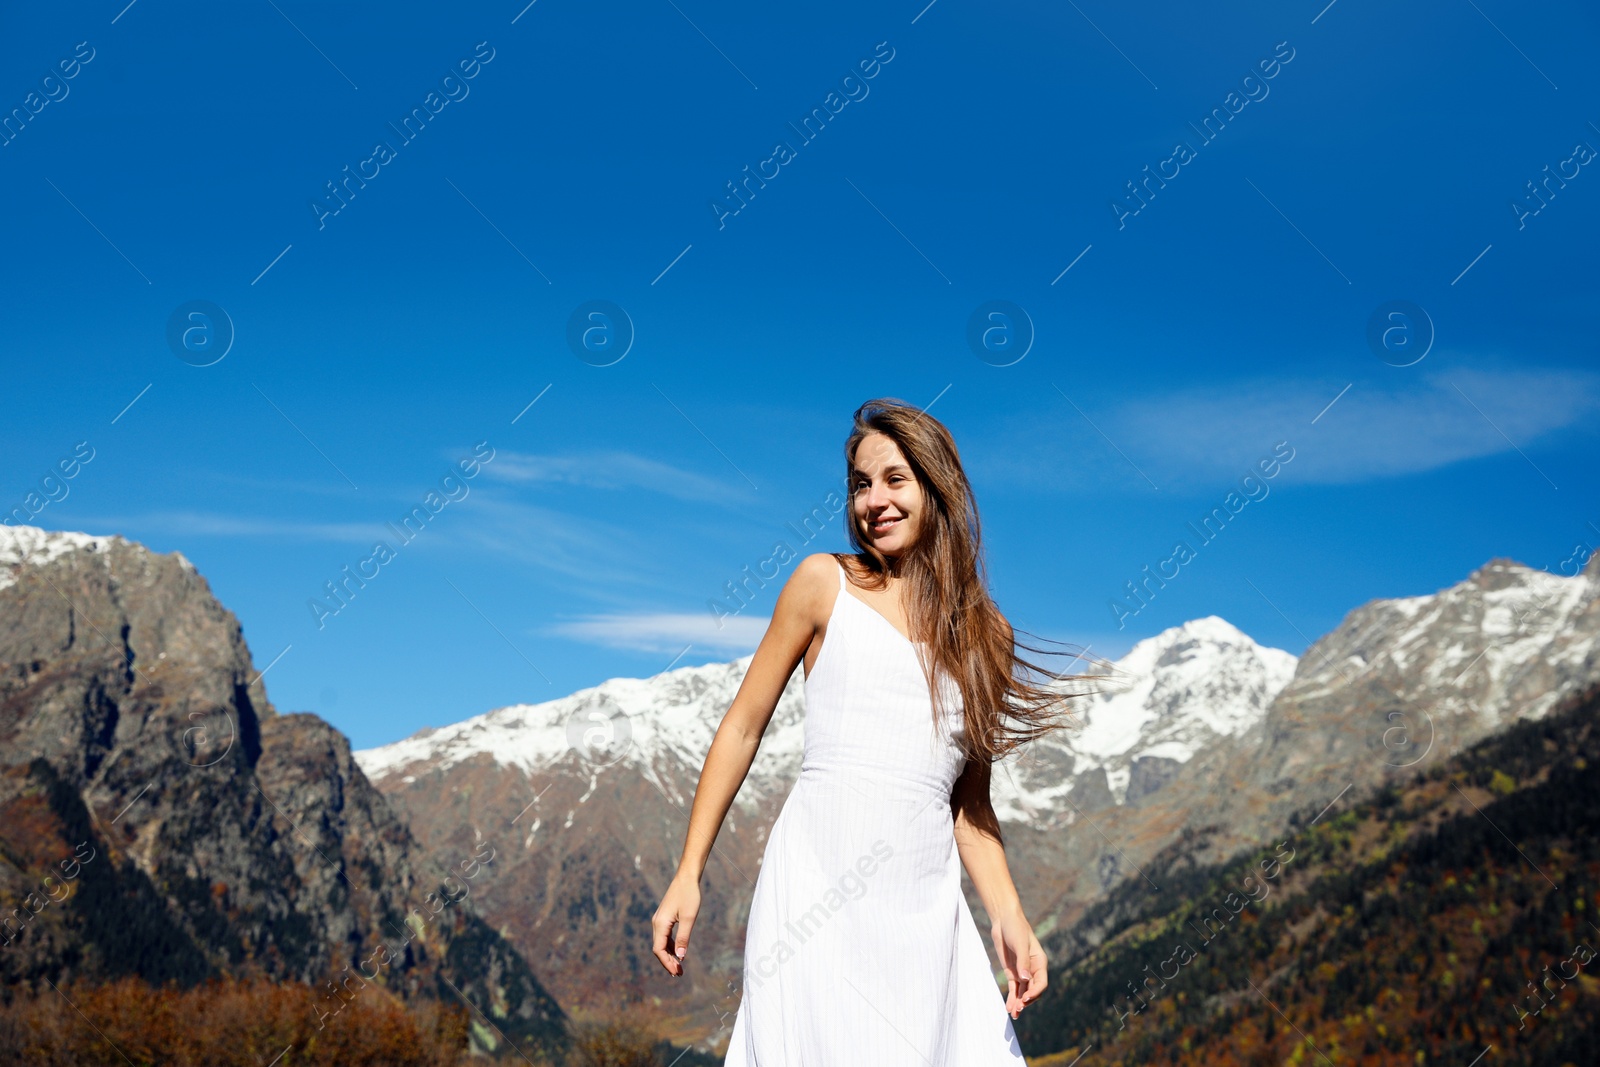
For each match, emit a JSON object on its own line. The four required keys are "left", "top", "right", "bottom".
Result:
{"left": 724, "top": 556, "right": 1026, "bottom": 1065}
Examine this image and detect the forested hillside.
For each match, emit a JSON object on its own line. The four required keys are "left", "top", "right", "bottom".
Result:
{"left": 1015, "top": 680, "right": 1600, "bottom": 1066}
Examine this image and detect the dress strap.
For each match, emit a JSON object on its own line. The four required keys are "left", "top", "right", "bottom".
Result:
{"left": 834, "top": 555, "right": 848, "bottom": 591}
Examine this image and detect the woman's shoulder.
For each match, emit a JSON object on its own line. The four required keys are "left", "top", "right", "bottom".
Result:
{"left": 778, "top": 553, "right": 846, "bottom": 630}
{"left": 793, "top": 551, "right": 846, "bottom": 585}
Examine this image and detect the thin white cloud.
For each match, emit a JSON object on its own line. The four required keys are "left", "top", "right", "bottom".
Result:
{"left": 449, "top": 495, "right": 662, "bottom": 584}
{"left": 480, "top": 449, "right": 743, "bottom": 503}
{"left": 991, "top": 361, "right": 1598, "bottom": 491}
{"left": 1116, "top": 364, "right": 1598, "bottom": 485}
{"left": 70, "top": 511, "right": 388, "bottom": 542}
{"left": 544, "top": 611, "right": 771, "bottom": 656}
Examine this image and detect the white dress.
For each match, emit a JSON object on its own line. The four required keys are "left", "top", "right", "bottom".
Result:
{"left": 724, "top": 556, "right": 1026, "bottom": 1065}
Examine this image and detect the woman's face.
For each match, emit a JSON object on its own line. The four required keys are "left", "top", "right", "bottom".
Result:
{"left": 851, "top": 432, "right": 923, "bottom": 558}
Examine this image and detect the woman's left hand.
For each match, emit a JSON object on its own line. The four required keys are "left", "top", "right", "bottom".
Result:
{"left": 990, "top": 910, "right": 1048, "bottom": 1019}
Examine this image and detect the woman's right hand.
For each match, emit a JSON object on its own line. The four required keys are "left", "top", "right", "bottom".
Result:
{"left": 651, "top": 873, "right": 701, "bottom": 977}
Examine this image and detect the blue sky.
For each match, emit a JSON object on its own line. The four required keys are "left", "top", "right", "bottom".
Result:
{"left": 3, "top": 0, "right": 1595, "bottom": 749}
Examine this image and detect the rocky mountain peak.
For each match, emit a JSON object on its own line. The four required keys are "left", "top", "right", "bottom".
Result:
{"left": 1467, "top": 555, "right": 1549, "bottom": 592}
{"left": 1, "top": 525, "right": 138, "bottom": 579}
{"left": 0, "top": 525, "right": 569, "bottom": 1060}
{"left": 1286, "top": 555, "right": 1595, "bottom": 726}
{"left": 1164, "top": 551, "right": 1600, "bottom": 881}
{"left": 0, "top": 522, "right": 274, "bottom": 742}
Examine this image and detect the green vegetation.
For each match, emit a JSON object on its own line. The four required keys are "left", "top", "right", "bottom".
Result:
{"left": 1016, "top": 681, "right": 1600, "bottom": 1066}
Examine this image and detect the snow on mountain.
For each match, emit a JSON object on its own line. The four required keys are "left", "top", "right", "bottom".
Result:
{"left": 356, "top": 612, "right": 1297, "bottom": 824}
{"left": 1071, "top": 616, "right": 1296, "bottom": 763}
{"left": 0, "top": 525, "right": 121, "bottom": 592}
{"left": 349, "top": 606, "right": 1297, "bottom": 1031}
{"left": 1229, "top": 555, "right": 1600, "bottom": 806}
{"left": 987, "top": 615, "right": 1297, "bottom": 821}
{"left": 350, "top": 552, "right": 1600, "bottom": 1038}
{"left": 354, "top": 653, "right": 811, "bottom": 812}
{"left": 0, "top": 525, "right": 201, "bottom": 597}
{"left": 1278, "top": 556, "right": 1599, "bottom": 735}
{"left": 357, "top": 549, "right": 1596, "bottom": 843}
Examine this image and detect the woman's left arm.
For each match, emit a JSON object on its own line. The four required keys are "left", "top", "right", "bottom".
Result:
{"left": 951, "top": 757, "right": 1049, "bottom": 1018}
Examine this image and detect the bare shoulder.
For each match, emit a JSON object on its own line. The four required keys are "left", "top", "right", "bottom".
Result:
{"left": 790, "top": 552, "right": 842, "bottom": 598}
{"left": 798, "top": 551, "right": 845, "bottom": 575}
{"left": 776, "top": 553, "right": 839, "bottom": 625}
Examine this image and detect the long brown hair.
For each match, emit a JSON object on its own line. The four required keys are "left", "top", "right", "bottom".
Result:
{"left": 840, "top": 397, "right": 1099, "bottom": 766}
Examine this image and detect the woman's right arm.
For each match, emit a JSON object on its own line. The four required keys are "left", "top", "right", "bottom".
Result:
{"left": 649, "top": 552, "right": 835, "bottom": 977}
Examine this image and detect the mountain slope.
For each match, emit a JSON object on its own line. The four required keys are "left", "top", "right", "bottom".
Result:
{"left": 1013, "top": 676, "right": 1600, "bottom": 1065}
{"left": 355, "top": 608, "right": 1299, "bottom": 1042}
{"left": 1176, "top": 554, "right": 1600, "bottom": 869}
{"left": 357, "top": 553, "right": 1600, "bottom": 1051}
{"left": 0, "top": 525, "right": 568, "bottom": 1061}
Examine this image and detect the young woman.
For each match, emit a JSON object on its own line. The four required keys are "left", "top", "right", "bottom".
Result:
{"left": 651, "top": 398, "right": 1088, "bottom": 1064}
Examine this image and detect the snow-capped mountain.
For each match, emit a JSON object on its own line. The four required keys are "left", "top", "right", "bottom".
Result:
{"left": 1, "top": 523, "right": 175, "bottom": 590}
{"left": 355, "top": 655, "right": 809, "bottom": 815}
{"left": 1193, "top": 555, "right": 1600, "bottom": 851}
{"left": 987, "top": 615, "right": 1297, "bottom": 822}
{"left": 1041, "top": 553, "right": 1600, "bottom": 963}
{"left": 352, "top": 609, "right": 1300, "bottom": 1038}
{"left": 1291, "top": 556, "right": 1598, "bottom": 730}
{"left": 355, "top": 552, "right": 1600, "bottom": 1045}
{"left": 18, "top": 520, "right": 1596, "bottom": 1055}
{"left": 355, "top": 614, "right": 1296, "bottom": 823}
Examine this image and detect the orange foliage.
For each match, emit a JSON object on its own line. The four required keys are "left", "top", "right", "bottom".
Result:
{"left": 0, "top": 976, "right": 472, "bottom": 1066}
{"left": 562, "top": 1019, "right": 667, "bottom": 1067}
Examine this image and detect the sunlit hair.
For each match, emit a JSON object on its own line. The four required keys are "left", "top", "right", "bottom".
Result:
{"left": 840, "top": 397, "right": 1105, "bottom": 769}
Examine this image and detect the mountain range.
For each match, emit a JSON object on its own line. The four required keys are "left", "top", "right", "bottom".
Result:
{"left": 5, "top": 522, "right": 1596, "bottom": 1062}
{"left": 354, "top": 547, "right": 1600, "bottom": 1053}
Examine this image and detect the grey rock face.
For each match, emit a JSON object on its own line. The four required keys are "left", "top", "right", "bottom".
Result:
{"left": 0, "top": 525, "right": 567, "bottom": 1060}
{"left": 1125, "top": 754, "right": 1183, "bottom": 802}
{"left": 1188, "top": 554, "right": 1600, "bottom": 858}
